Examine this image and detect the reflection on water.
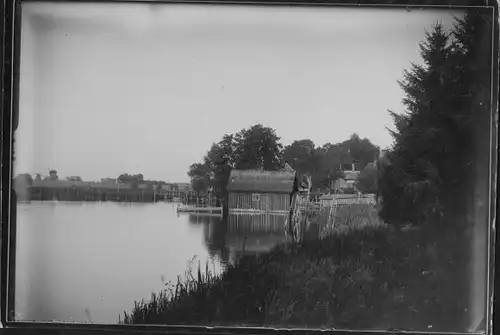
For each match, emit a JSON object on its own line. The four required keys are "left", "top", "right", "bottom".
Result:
{"left": 15, "top": 203, "right": 289, "bottom": 324}
{"left": 202, "top": 214, "right": 288, "bottom": 266}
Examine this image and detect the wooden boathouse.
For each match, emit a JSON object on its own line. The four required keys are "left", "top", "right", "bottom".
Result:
{"left": 226, "top": 169, "right": 299, "bottom": 214}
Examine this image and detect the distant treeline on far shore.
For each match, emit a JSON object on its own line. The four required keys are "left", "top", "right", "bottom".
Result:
{"left": 13, "top": 170, "right": 194, "bottom": 202}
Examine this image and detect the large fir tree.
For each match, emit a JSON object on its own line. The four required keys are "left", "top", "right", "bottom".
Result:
{"left": 379, "top": 23, "right": 456, "bottom": 225}
{"left": 379, "top": 11, "right": 493, "bottom": 231}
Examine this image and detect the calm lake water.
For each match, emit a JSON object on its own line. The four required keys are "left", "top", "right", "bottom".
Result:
{"left": 14, "top": 202, "right": 287, "bottom": 324}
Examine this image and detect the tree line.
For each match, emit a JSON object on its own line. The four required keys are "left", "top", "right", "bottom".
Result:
{"left": 377, "top": 10, "right": 492, "bottom": 228}
{"left": 187, "top": 124, "right": 380, "bottom": 204}
{"left": 14, "top": 171, "right": 181, "bottom": 192}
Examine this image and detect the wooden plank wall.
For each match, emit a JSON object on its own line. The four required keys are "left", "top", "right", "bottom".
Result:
{"left": 228, "top": 192, "right": 291, "bottom": 211}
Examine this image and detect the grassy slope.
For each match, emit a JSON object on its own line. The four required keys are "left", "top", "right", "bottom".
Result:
{"left": 123, "top": 205, "right": 470, "bottom": 332}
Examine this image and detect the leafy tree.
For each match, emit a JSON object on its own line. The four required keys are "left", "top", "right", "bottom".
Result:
{"left": 283, "top": 139, "right": 317, "bottom": 174}
{"left": 22, "top": 173, "right": 34, "bottom": 186}
{"left": 202, "top": 142, "right": 234, "bottom": 205}
{"left": 283, "top": 139, "right": 324, "bottom": 190}
{"left": 187, "top": 162, "right": 211, "bottom": 204}
{"left": 233, "top": 124, "right": 283, "bottom": 171}
{"left": 117, "top": 174, "right": 131, "bottom": 183}
{"left": 355, "top": 163, "right": 378, "bottom": 194}
{"left": 14, "top": 173, "right": 33, "bottom": 201}
{"left": 343, "top": 134, "right": 380, "bottom": 170}
{"left": 318, "top": 144, "right": 352, "bottom": 189}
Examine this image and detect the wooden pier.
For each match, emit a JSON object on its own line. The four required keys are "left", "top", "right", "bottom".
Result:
{"left": 176, "top": 206, "right": 223, "bottom": 215}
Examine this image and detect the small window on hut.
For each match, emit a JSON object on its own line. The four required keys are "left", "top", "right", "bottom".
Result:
{"left": 252, "top": 193, "right": 260, "bottom": 202}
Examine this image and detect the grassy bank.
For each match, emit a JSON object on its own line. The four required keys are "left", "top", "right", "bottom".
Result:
{"left": 122, "top": 204, "right": 470, "bottom": 331}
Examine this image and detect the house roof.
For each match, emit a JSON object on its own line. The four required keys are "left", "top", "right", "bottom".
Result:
{"left": 227, "top": 169, "right": 297, "bottom": 194}
{"left": 343, "top": 171, "right": 360, "bottom": 181}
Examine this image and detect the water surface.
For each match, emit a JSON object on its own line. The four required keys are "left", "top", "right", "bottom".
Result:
{"left": 15, "top": 202, "right": 287, "bottom": 324}
{"left": 15, "top": 202, "right": 225, "bottom": 323}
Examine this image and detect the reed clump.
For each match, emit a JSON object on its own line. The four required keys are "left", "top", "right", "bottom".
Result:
{"left": 122, "top": 204, "right": 470, "bottom": 331}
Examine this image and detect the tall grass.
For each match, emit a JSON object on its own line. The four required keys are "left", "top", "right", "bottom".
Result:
{"left": 317, "top": 203, "right": 385, "bottom": 236}
{"left": 122, "top": 204, "right": 470, "bottom": 331}
{"left": 120, "top": 259, "right": 221, "bottom": 325}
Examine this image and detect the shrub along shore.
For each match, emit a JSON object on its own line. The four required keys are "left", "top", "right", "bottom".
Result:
{"left": 121, "top": 204, "right": 470, "bottom": 332}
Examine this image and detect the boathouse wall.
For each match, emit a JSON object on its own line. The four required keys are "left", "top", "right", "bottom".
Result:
{"left": 226, "top": 168, "right": 299, "bottom": 214}
{"left": 228, "top": 192, "right": 291, "bottom": 212}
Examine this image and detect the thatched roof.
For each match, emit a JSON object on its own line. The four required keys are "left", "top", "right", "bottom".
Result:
{"left": 227, "top": 169, "right": 297, "bottom": 194}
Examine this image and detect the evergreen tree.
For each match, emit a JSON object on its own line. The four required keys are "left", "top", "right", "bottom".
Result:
{"left": 379, "top": 11, "right": 493, "bottom": 231}
{"left": 379, "top": 23, "right": 454, "bottom": 225}
{"left": 450, "top": 11, "right": 493, "bottom": 231}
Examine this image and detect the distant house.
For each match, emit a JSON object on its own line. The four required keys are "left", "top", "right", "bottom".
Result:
{"left": 332, "top": 163, "right": 360, "bottom": 193}
{"left": 226, "top": 169, "right": 299, "bottom": 214}
{"left": 333, "top": 178, "right": 349, "bottom": 192}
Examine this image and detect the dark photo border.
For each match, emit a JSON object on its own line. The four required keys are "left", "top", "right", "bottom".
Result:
{"left": 1, "top": 1, "right": 498, "bottom": 335}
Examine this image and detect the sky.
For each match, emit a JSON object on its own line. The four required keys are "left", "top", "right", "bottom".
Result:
{"left": 15, "top": 2, "right": 463, "bottom": 183}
